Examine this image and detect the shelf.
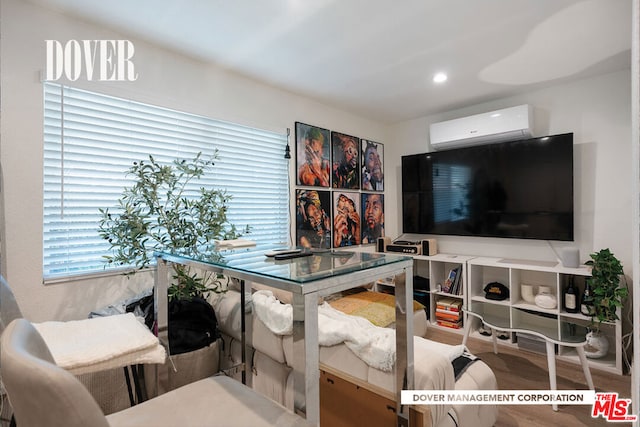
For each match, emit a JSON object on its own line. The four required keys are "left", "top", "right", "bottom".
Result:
{"left": 469, "top": 256, "right": 592, "bottom": 276}
{"left": 558, "top": 311, "right": 594, "bottom": 322}
{"left": 364, "top": 249, "right": 623, "bottom": 375}
{"left": 557, "top": 347, "right": 619, "bottom": 374}
{"left": 511, "top": 301, "right": 558, "bottom": 316}
{"left": 467, "top": 256, "right": 623, "bottom": 374}
{"left": 471, "top": 295, "right": 510, "bottom": 306}
{"left": 401, "top": 253, "right": 472, "bottom": 334}
{"left": 433, "top": 291, "right": 463, "bottom": 299}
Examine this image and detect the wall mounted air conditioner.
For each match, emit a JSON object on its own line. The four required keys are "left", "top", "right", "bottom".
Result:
{"left": 429, "top": 104, "right": 533, "bottom": 150}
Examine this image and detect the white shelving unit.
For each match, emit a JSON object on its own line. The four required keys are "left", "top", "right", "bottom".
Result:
{"left": 466, "top": 256, "right": 623, "bottom": 375}
{"left": 412, "top": 253, "right": 475, "bottom": 333}
{"left": 351, "top": 246, "right": 471, "bottom": 333}
{"left": 349, "top": 247, "right": 625, "bottom": 374}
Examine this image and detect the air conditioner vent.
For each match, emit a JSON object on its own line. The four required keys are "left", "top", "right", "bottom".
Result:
{"left": 429, "top": 104, "right": 533, "bottom": 150}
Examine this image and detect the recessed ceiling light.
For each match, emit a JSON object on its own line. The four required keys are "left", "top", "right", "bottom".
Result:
{"left": 433, "top": 72, "right": 448, "bottom": 83}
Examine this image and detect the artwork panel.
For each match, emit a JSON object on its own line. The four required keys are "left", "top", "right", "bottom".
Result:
{"left": 361, "top": 139, "right": 384, "bottom": 192}
{"left": 295, "top": 122, "right": 331, "bottom": 187}
{"left": 332, "top": 191, "right": 361, "bottom": 247}
{"left": 295, "top": 189, "right": 332, "bottom": 249}
{"left": 361, "top": 192, "right": 385, "bottom": 244}
{"left": 331, "top": 131, "right": 360, "bottom": 190}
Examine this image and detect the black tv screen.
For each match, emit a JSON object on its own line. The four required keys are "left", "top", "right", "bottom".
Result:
{"left": 402, "top": 133, "right": 574, "bottom": 241}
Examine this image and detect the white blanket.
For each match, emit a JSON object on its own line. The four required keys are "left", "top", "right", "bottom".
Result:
{"left": 252, "top": 290, "right": 464, "bottom": 372}
{"left": 34, "top": 312, "right": 166, "bottom": 375}
{"left": 317, "top": 299, "right": 396, "bottom": 372}
{"left": 414, "top": 335, "right": 465, "bottom": 362}
{"left": 252, "top": 290, "right": 293, "bottom": 335}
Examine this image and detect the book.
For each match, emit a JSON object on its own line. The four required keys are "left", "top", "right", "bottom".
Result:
{"left": 436, "top": 307, "right": 462, "bottom": 316}
{"left": 437, "top": 319, "right": 463, "bottom": 329}
{"left": 436, "top": 306, "right": 460, "bottom": 314}
{"left": 435, "top": 310, "right": 462, "bottom": 322}
{"left": 450, "top": 266, "right": 463, "bottom": 295}
{"left": 436, "top": 297, "right": 462, "bottom": 311}
{"left": 442, "top": 267, "right": 458, "bottom": 293}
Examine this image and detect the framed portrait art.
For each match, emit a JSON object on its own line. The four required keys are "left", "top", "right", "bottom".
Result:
{"left": 332, "top": 191, "right": 361, "bottom": 247}
{"left": 295, "top": 189, "right": 331, "bottom": 249}
{"left": 295, "top": 122, "right": 331, "bottom": 188}
{"left": 361, "top": 139, "right": 384, "bottom": 191}
{"left": 331, "top": 131, "right": 360, "bottom": 190}
{"left": 361, "top": 193, "right": 384, "bottom": 244}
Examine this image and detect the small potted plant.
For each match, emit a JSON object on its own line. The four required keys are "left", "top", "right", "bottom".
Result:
{"left": 583, "top": 248, "right": 628, "bottom": 358}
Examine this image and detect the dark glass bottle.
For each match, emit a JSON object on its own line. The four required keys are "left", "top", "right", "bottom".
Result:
{"left": 563, "top": 276, "right": 579, "bottom": 313}
{"left": 580, "top": 281, "right": 595, "bottom": 316}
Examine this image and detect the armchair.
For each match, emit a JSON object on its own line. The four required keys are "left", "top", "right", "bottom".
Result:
{"left": 0, "top": 275, "right": 165, "bottom": 405}
{"left": 1, "top": 319, "right": 313, "bottom": 427}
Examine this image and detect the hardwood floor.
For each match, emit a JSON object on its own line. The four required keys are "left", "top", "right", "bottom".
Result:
{"left": 424, "top": 328, "right": 633, "bottom": 427}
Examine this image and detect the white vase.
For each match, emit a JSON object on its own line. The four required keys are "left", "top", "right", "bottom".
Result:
{"left": 584, "top": 330, "right": 609, "bottom": 359}
{"left": 521, "top": 284, "right": 536, "bottom": 303}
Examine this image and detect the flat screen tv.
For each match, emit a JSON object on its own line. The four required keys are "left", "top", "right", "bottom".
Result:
{"left": 401, "top": 133, "right": 574, "bottom": 241}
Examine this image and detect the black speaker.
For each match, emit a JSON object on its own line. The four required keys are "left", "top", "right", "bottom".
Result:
{"left": 376, "top": 236, "right": 391, "bottom": 253}
{"left": 421, "top": 239, "right": 437, "bottom": 256}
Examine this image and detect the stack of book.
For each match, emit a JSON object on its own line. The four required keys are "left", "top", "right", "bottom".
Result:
{"left": 435, "top": 297, "right": 463, "bottom": 329}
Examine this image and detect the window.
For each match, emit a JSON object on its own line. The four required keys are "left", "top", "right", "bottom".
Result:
{"left": 43, "top": 83, "right": 289, "bottom": 279}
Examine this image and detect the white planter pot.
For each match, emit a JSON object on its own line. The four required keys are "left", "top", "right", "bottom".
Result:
{"left": 584, "top": 331, "right": 609, "bottom": 359}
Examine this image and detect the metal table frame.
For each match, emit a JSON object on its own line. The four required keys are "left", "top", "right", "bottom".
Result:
{"left": 154, "top": 250, "right": 414, "bottom": 426}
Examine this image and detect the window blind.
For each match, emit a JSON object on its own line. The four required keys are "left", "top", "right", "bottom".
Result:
{"left": 43, "top": 82, "right": 289, "bottom": 279}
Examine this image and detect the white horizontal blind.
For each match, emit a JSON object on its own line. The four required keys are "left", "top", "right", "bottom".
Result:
{"left": 43, "top": 82, "right": 289, "bottom": 279}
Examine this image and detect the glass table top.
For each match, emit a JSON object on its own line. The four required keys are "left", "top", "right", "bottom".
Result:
{"left": 156, "top": 244, "right": 412, "bottom": 284}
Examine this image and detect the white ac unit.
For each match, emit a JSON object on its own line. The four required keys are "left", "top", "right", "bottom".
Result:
{"left": 429, "top": 104, "right": 533, "bottom": 150}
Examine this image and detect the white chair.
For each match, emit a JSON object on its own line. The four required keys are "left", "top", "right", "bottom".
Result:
{"left": 1, "top": 318, "right": 314, "bottom": 427}
{"left": 0, "top": 275, "right": 165, "bottom": 405}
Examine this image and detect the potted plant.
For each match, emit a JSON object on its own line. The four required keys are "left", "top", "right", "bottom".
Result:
{"left": 583, "top": 248, "right": 628, "bottom": 358}
{"left": 98, "top": 152, "right": 248, "bottom": 354}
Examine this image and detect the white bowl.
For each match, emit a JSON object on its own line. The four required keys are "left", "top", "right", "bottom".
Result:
{"left": 534, "top": 292, "right": 557, "bottom": 309}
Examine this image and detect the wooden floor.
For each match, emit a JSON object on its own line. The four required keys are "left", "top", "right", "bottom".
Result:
{"left": 425, "top": 328, "right": 633, "bottom": 427}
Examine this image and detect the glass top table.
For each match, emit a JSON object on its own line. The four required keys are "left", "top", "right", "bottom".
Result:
{"left": 154, "top": 245, "right": 414, "bottom": 426}
{"left": 155, "top": 245, "right": 408, "bottom": 289}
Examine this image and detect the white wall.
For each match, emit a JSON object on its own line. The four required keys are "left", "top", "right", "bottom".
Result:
{"left": 386, "top": 70, "right": 633, "bottom": 275}
{"left": 0, "top": 0, "right": 387, "bottom": 321}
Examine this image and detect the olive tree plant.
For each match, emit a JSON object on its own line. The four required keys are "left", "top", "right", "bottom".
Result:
{"left": 98, "top": 152, "right": 248, "bottom": 301}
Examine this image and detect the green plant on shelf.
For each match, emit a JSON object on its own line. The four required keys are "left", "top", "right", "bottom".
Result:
{"left": 584, "top": 248, "right": 627, "bottom": 332}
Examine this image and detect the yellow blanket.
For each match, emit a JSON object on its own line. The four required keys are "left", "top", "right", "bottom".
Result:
{"left": 329, "top": 291, "right": 425, "bottom": 328}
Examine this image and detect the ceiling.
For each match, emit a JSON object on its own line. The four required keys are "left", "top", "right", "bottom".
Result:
{"left": 31, "top": 0, "right": 632, "bottom": 123}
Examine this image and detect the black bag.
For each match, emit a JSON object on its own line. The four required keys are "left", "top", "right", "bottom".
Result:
{"left": 167, "top": 296, "right": 220, "bottom": 355}
{"left": 125, "top": 292, "right": 155, "bottom": 330}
